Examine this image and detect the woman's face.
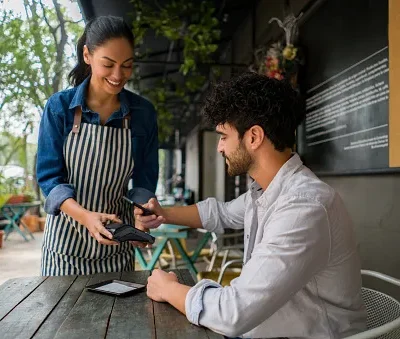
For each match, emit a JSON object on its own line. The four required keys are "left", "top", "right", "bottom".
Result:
{"left": 83, "top": 37, "right": 134, "bottom": 95}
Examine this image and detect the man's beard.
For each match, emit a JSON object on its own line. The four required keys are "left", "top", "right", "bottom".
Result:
{"left": 223, "top": 143, "right": 253, "bottom": 176}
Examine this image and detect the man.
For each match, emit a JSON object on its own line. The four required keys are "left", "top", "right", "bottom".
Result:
{"left": 135, "top": 73, "right": 366, "bottom": 338}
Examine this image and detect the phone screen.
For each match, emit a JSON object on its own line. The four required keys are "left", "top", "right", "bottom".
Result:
{"left": 94, "top": 282, "right": 136, "bottom": 294}
{"left": 92, "top": 281, "right": 145, "bottom": 294}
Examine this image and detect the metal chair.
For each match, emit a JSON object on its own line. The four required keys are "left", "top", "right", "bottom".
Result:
{"left": 205, "top": 230, "right": 244, "bottom": 272}
{"left": 216, "top": 266, "right": 400, "bottom": 338}
{"left": 217, "top": 258, "right": 242, "bottom": 284}
{"left": 344, "top": 270, "right": 400, "bottom": 339}
{"left": 195, "top": 230, "right": 243, "bottom": 285}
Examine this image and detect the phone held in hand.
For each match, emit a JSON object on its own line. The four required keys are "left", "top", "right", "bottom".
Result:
{"left": 122, "top": 196, "right": 155, "bottom": 216}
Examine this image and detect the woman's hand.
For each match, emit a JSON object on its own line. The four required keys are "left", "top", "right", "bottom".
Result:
{"left": 82, "top": 211, "right": 121, "bottom": 245}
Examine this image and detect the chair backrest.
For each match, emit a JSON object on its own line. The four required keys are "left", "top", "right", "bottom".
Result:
{"left": 362, "top": 287, "right": 400, "bottom": 338}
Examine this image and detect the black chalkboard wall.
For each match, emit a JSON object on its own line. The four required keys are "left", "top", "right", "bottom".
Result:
{"left": 296, "top": 0, "right": 399, "bottom": 174}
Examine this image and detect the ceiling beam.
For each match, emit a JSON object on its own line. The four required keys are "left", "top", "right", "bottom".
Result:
{"left": 139, "top": 68, "right": 180, "bottom": 80}
{"left": 135, "top": 60, "right": 248, "bottom": 68}
{"left": 141, "top": 47, "right": 184, "bottom": 58}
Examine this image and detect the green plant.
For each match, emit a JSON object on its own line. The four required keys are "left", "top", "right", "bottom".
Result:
{"left": 131, "top": 0, "right": 219, "bottom": 74}
{"left": 0, "top": 1, "right": 83, "bottom": 199}
{"left": 130, "top": 0, "right": 221, "bottom": 143}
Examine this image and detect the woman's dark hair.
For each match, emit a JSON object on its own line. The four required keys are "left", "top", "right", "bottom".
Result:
{"left": 202, "top": 72, "right": 306, "bottom": 152}
{"left": 69, "top": 16, "right": 134, "bottom": 87}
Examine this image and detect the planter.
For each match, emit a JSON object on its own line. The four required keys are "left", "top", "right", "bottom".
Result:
{"left": 6, "top": 194, "right": 33, "bottom": 204}
{"left": 7, "top": 194, "right": 26, "bottom": 204}
{"left": 21, "top": 215, "right": 40, "bottom": 233}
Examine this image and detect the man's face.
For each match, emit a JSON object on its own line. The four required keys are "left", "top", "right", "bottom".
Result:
{"left": 216, "top": 123, "right": 253, "bottom": 176}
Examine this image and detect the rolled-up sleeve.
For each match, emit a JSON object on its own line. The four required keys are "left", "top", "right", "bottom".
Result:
{"left": 36, "top": 97, "right": 75, "bottom": 215}
{"left": 185, "top": 279, "right": 221, "bottom": 325}
{"left": 196, "top": 192, "right": 248, "bottom": 233}
{"left": 185, "top": 199, "right": 331, "bottom": 338}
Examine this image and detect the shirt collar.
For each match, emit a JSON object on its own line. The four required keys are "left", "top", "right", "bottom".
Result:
{"left": 69, "top": 76, "right": 131, "bottom": 117}
{"left": 256, "top": 153, "right": 303, "bottom": 207}
{"left": 69, "top": 76, "right": 90, "bottom": 110}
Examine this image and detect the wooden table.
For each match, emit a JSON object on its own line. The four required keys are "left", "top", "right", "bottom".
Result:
{"left": 0, "top": 270, "right": 223, "bottom": 339}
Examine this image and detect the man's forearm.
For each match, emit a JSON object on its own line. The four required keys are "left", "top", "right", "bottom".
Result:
{"left": 163, "top": 281, "right": 191, "bottom": 314}
{"left": 164, "top": 204, "right": 203, "bottom": 229}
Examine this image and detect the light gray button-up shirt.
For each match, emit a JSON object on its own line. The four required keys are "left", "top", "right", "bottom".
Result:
{"left": 185, "top": 153, "right": 366, "bottom": 339}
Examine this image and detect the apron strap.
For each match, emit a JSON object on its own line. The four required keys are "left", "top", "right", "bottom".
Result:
{"left": 72, "top": 106, "right": 82, "bottom": 134}
{"left": 73, "top": 107, "right": 130, "bottom": 132}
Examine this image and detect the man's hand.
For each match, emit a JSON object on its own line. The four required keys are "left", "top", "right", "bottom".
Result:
{"left": 134, "top": 198, "right": 166, "bottom": 230}
{"left": 134, "top": 198, "right": 166, "bottom": 229}
{"left": 82, "top": 211, "right": 120, "bottom": 245}
{"left": 147, "top": 269, "right": 178, "bottom": 302}
{"left": 130, "top": 198, "right": 166, "bottom": 248}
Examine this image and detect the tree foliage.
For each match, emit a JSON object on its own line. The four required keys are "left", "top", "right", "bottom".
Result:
{"left": 0, "top": 0, "right": 83, "bottom": 196}
{"left": 0, "top": 0, "right": 83, "bottom": 132}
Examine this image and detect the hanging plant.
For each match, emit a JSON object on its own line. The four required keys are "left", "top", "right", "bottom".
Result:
{"left": 131, "top": 0, "right": 220, "bottom": 74}
{"left": 130, "top": 0, "right": 221, "bottom": 143}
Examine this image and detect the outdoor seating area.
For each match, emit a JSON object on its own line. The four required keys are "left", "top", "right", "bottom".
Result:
{"left": 2, "top": 0, "right": 400, "bottom": 338}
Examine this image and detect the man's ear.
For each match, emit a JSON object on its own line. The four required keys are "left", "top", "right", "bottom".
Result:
{"left": 83, "top": 45, "right": 91, "bottom": 65}
{"left": 247, "top": 125, "right": 264, "bottom": 150}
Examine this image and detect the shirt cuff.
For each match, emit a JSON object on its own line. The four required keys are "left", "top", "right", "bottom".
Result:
{"left": 196, "top": 200, "right": 219, "bottom": 233}
{"left": 44, "top": 184, "right": 75, "bottom": 215}
{"left": 185, "top": 279, "right": 221, "bottom": 325}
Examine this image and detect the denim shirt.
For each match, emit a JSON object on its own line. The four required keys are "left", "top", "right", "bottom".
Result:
{"left": 36, "top": 77, "right": 159, "bottom": 215}
{"left": 187, "top": 154, "right": 366, "bottom": 339}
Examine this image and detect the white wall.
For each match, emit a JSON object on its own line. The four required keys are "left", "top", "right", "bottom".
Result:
{"left": 185, "top": 126, "right": 199, "bottom": 202}
{"left": 202, "top": 131, "right": 225, "bottom": 200}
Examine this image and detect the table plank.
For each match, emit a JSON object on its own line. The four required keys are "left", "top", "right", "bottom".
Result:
{"left": 0, "top": 277, "right": 46, "bottom": 320}
{"left": 0, "top": 275, "right": 77, "bottom": 339}
{"left": 152, "top": 269, "right": 211, "bottom": 339}
{"left": 53, "top": 272, "right": 122, "bottom": 339}
{"left": 32, "top": 276, "right": 91, "bottom": 339}
{"left": 177, "top": 270, "right": 223, "bottom": 339}
{"left": 0, "top": 270, "right": 223, "bottom": 339}
{"left": 105, "top": 271, "right": 155, "bottom": 339}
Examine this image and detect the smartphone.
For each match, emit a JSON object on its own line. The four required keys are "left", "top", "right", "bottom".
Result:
{"left": 122, "top": 196, "right": 155, "bottom": 216}
{"left": 86, "top": 279, "right": 146, "bottom": 296}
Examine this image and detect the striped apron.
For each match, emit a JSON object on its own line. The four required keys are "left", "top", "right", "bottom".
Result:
{"left": 41, "top": 107, "right": 135, "bottom": 276}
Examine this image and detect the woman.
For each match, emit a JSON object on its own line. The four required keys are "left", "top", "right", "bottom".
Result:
{"left": 36, "top": 16, "right": 158, "bottom": 276}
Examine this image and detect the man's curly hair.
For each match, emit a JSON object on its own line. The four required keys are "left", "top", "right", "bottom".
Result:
{"left": 202, "top": 72, "right": 305, "bottom": 152}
